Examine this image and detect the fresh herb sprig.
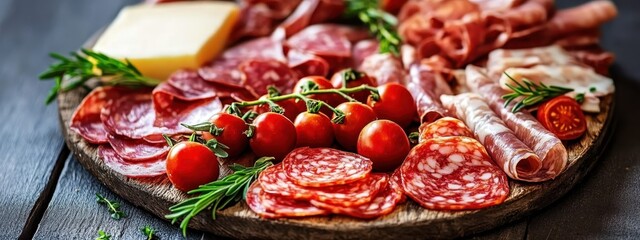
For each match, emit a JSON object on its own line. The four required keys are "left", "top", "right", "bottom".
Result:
{"left": 96, "top": 193, "right": 126, "bottom": 220}
{"left": 502, "top": 73, "right": 574, "bottom": 112}
{"left": 165, "top": 157, "right": 274, "bottom": 236}
{"left": 140, "top": 225, "right": 157, "bottom": 240}
{"left": 39, "top": 49, "right": 161, "bottom": 104}
{"left": 96, "top": 230, "right": 111, "bottom": 240}
{"left": 345, "top": 0, "right": 401, "bottom": 55}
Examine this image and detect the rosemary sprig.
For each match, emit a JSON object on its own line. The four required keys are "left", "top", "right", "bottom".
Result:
{"left": 39, "top": 49, "right": 161, "bottom": 104}
{"left": 501, "top": 73, "right": 574, "bottom": 112}
{"left": 96, "top": 230, "right": 111, "bottom": 240}
{"left": 165, "top": 157, "right": 274, "bottom": 236}
{"left": 140, "top": 225, "right": 157, "bottom": 240}
{"left": 96, "top": 193, "right": 126, "bottom": 220}
{"left": 345, "top": 0, "right": 401, "bottom": 55}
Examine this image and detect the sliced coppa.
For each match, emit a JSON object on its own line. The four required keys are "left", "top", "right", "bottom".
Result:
{"left": 310, "top": 182, "right": 403, "bottom": 219}
{"left": 283, "top": 147, "right": 373, "bottom": 187}
{"left": 418, "top": 117, "right": 474, "bottom": 142}
{"left": 107, "top": 134, "right": 169, "bottom": 161}
{"left": 400, "top": 136, "right": 509, "bottom": 210}
{"left": 98, "top": 145, "right": 166, "bottom": 178}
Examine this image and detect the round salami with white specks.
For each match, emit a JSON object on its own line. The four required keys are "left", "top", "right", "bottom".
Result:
{"left": 283, "top": 147, "right": 373, "bottom": 187}
{"left": 245, "top": 181, "right": 279, "bottom": 219}
{"left": 310, "top": 180, "right": 403, "bottom": 219}
{"left": 419, "top": 117, "right": 474, "bottom": 142}
{"left": 98, "top": 145, "right": 166, "bottom": 178}
{"left": 400, "top": 136, "right": 509, "bottom": 210}
{"left": 240, "top": 59, "right": 298, "bottom": 98}
{"left": 107, "top": 135, "right": 169, "bottom": 162}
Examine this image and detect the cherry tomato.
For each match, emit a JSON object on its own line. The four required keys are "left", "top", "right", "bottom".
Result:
{"left": 294, "top": 76, "right": 342, "bottom": 115}
{"left": 330, "top": 69, "right": 377, "bottom": 103}
{"left": 332, "top": 102, "right": 377, "bottom": 151}
{"left": 250, "top": 112, "right": 297, "bottom": 161}
{"left": 357, "top": 120, "right": 411, "bottom": 172}
{"left": 166, "top": 141, "right": 220, "bottom": 192}
{"left": 367, "top": 83, "right": 417, "bottom": 128}
{"left": 253, "top": 95, "right": 306, "bottom": 121}
{"left": 294, "top": 112, "right": 334, "bottom": 148}
{"left": 536, "top": 96, "right": 587, "bottom": 140}
{"left": 201, "top": 113, "right": 248, "bottom": 158}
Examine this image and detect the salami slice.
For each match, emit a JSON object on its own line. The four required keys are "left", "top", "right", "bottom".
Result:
{"left": 152, "top": 70, "right": 229, "bottom": 110}
{"left": 283, "top": 147, "right": 373, "bottom": 187}
{"left": 389, "top": 169, "right": 407, "bottom": 203}
{"left": 310, "top": 181, "right": 402, "bottom": 219}
{"left": 198, "top": 58, "right": 245, "bottom": 87}
{"left": 101, "top": 91, "right": 160, "bottom": 139}
{"left": 223, "top": 37, "right": 286, "bottom": 62}
{"left": 400, "top": 136, "right": 509, "bottom": 210}
{"left": 440, "top": 93, "right": 543, "bottom": 181}
{"left": 286, "top": 24, "right": 353, "bottom": 70}
{"left": 246, "top": 181, "right": 280, "bottom": 219}
{"left": 418, "top": 117, "right": 474, "bottom": 142}
{"left": 359, "top": 53, "right": 406, "bottom": 85}
{"left": 240, "top": 59, "right": 299, "bottom": 97}
{"left": 352, "top": 39, "right": 379, "bottom": 68}
{"left": 98, "top": 145, "right": 166, "bottom": 178}
{"left": 287, "top": 49, "right": 330, "bottom": 77}
{"left": 107, "top": 134, "right": 169, "bottom": 161}
{"left": 258, "top": 189, "right": 327, "bottom": 217}
{"left": 260, "top": 164, "right": 387, "bottom": 207}
{"left": 69, "top": 86, "right": 139, "bottom": 144}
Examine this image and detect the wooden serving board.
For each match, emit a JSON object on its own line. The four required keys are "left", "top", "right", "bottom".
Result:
{"left": 57, "top": 83, "right": 614, "bottom": 239}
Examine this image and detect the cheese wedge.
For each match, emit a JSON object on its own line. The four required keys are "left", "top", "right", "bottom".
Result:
{"left": 93, "top": 1, "right": 240, "bottom": 80}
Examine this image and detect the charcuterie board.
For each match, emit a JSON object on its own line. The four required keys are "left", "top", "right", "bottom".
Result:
{"left": 57, "top": 56, "right": 614, "bottom": 240}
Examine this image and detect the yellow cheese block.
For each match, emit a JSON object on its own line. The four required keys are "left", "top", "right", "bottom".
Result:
{"left": 92, "top": 1, "right": 240, "bottom": 80}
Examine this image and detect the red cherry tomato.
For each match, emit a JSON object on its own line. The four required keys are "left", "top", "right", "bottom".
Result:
{"left": 201, "top": 113, "right": 249, "bottom": 158}
{"left": 536, "top": 96, "right": 587, "bottom": 140}
{"left": 367, "top": 83, "right": 417, "bottom": 128}
{"left": 253, "top": 95, "right": 306, "bottom": 121}
{"left": 357, "top": 120, "right": 411, "bottom": 172}
{"left": 166, "top": 141, "right": 220, "bottom": 192}
{"left": 332, "top": 102, "right": 377, "bottom": 151}
{"left": 294, "top": 76, "right": 342, "bottom": 115}
{"left": 330, "top": 69, "right": 377, "bottom": 103}
{"left": 294, "top": 112, "right": 334, "bottom": 148}
{"left": 249, "top": 112, "right": 297, "bottom": 161}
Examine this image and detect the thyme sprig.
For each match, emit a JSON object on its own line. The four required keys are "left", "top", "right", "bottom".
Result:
{"left": 140, "top": 225, "right": 157, "bottom": 240}
{"left": 345, "top": 0, "right": 401, "bottom": 55}
{"left": 96, "top": 230, "right": 111, "bottom": 240}
{"left": 39, "top": 49, "right": 161, "bottom": 104}
{"left": 502, "top": 73, "right": 574, "bottom": 112}
{"left": 165, "top": 157, "right": 274, "bottom": 236}
{"left": 95, "top": 193, "right": 126, "bottom": 220}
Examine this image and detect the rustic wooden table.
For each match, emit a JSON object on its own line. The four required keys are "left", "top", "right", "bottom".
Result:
{"left": 1, "top": 0, "right": 639, "bottom": 239}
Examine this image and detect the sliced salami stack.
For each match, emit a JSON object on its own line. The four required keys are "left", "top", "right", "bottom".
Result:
{"left": 246, "top": 147, "right": 404, "bottom": 219}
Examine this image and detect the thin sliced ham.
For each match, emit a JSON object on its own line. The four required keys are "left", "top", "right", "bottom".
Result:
{"left": 465, "top": 65, "right": 568, "bottom": 181}
{"left": 441, "top": 93, "right": 544, "bottom": 182}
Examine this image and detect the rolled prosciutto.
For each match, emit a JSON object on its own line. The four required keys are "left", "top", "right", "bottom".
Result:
{"left": 440, "top": 93, "right": 544, "bottom": 182}
{"left": 465, "top": 65, "right": 568, "bottom": 181}
{"left": 407, "top": 61, "right": 453, "bottom": 123}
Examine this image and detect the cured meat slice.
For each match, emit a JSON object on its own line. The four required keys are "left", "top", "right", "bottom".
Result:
{"left": 152, "top": 70, "right": 230, "bottom": 109}
{"left": 246, "top": 181, "right": 280, "bottom": 219}
{"left": 310, "top": 182, "right": 402, "bottom": 219}
{"left": 240, "top": 59, "right": 299, "bottom": 97}
{"left": 155, "top": 98, "right": 223, "bottom": 133}
{"left": 198, "top": 58, "right": 245, "bottom": 87}
{"left": 98, "top": 145, "right": 166, "bottom": 178}
{"left": 440, "top": 93, "right": 543, "bottom": 182}
{"left": 359, "top": 53, "right": 406, "bottom": 85}
{"left": 287, "top": 49, "right": 330, "bottom": 77}
{"left": 275, "top": 0, "right": 346, "bottom": 38}
{"left": 257, "top": 188, "right": 327, "bottom": 217}
{"left": 241, "top": 0, "right": 301, "bottom": 20}
{"left": 465, "top": 66, "right": 568, "bottom": 181}
{"left": 389, "top": 169, "right": 406, "bottom": 203}
{"left": 286, "top": 24, "right": 355, "bottom": 70}
{"left": 406, "top": 62, "right": 453, "bottom": 123}
{"left": 399, "top": 136, "right": 509, "bottom": 210}
{"left": 259, "top": 165, "right": 387, "bottom": 207}
{"left": 352, "top": 39, "right": 379, "bottom": 68}
{"left": 418, "top": 117, "right": 474, "bottom": 142}
{"left": 486, "top": 45, "right": 577, "bottom": 78}
{"left": 230, "top": 3, "right": 274, "bottom": 41}
{"left": 223, "top": 37, "right": 286, "bottom": 62}
{"left": 69, "top": 86, "right": 139, "bottom": 144}
{"left": 107, "top": 134, "right": 169, "bottom": 161}
{"left": 101, "top": 91, "right": 159, "bottom": 139}
{"left": 407, "top": 82, "right": 447, "bottom": 124}
{"left": 283, "top": 147, "right": 372, "bottom": 187}
{"left": 546, "top": 1, "right": 617, "bottom": 39}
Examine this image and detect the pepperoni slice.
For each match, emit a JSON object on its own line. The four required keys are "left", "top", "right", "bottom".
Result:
{"left": 258, "top": 189, "right": 328, "bottom": 217}
{"left": 101, "top": 91, "right": 159, "bottom": 139}
{"left": 310, "top": 182, "right": 403, "bottom": 219}
{"left": 198, "top": 58, "right": 245, "bottom": 88}
{"left": 283, "top": 147, "right": 373, "bottom": 187}
{"left": 400, "top": 136, "right": 509, "bottom": 210}
{"left": 246, "top": 181, "right": 280, "bottom": 219}
{"left": 98, "top": 145, "right": 166, "bottom": 178}
{"left": 418, "top": 117, "right": 474, "bottom": 142}
{"left": 240, "top": 59, "right": 299, "bottom": 97}
{"left": 259, "top": 164, "right": 315, "bottom": 199}
{"left": 107, "top": 135, "right": 169, "bottom": 161}
{"left": 69, "top": 86, "right": 138, "bottom": 144}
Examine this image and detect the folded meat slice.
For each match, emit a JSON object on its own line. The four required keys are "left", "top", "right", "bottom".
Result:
{"left": 486, "top": 45, "right": 578, "bottom": 78}
{"left": 440, "top": 93, "right": 544, "bottom": 182}
{"left": 406, "top": 58, "right": 454, "bottom": 123}
{"left": 466, "top": 65, "right": 568, "bottom": 181}
{"left": 359, "top": 53, "right": 406, "bottom": 86}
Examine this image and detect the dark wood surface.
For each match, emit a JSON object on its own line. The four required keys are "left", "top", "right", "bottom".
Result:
{"left": 0, "top": 0, "right": 638, "bottom": 239}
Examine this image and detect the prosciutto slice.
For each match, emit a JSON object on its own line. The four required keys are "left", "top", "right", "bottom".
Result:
{"left": 486, "top": 45, "right": 579, "bottom": 78}
{"left": 440, "top": 93, "right": 544, "bottom": 182}
{"left": 407, "top": 62, "right": 453, "bottom": 123}
{"left": 465, "top": 65, "right": 568, "bottom": 181}
{"left": 359, "top": 53, "right": 406, "bottom": 85}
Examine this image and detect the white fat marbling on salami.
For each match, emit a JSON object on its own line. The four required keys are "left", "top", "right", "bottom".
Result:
{"left": 283, "top": 147, "right": 372, "bottom": 187}
{"left": 441, "top": 93, "right": 543, "bottom": 181}
{"left": 310, "top": 180, "right": 403, "bottom": 219}
{"left": 418, "top": 117, "right": 474, "bottom": 142}
{"left": 98, "top": 145, "right": 166, "bottom": 178}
